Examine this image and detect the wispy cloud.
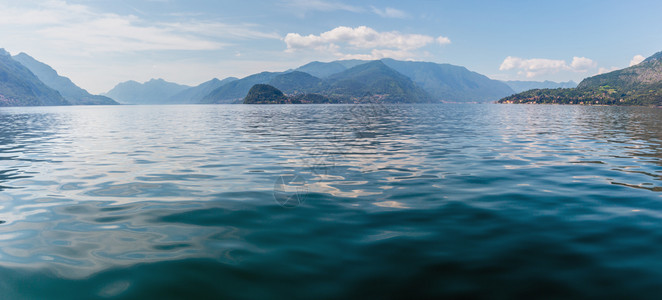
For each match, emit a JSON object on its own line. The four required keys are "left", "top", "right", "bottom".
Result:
{"left": 0, "top": 0, "right": 278, "bottom": 55}
{"left": 279, "top": 0, "right": 363, "bottom": 16}
{"left": 371, "top": 6, "right": 409, "bottom": 18}
{"left": 436, "top": 36, "right": 451, "bottom": 45}
{"left": 284, "top": 26, "right": 450, "bottom": 60}
{"left": 500, "top": 56, "right": 596, "bottom": 78}
{"left": 281, "top": 0, "right": 411, "bottom": 19}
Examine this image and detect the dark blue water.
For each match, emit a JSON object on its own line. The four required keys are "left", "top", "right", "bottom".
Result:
{"left": 1, "top": 104, "right": 661, "bottom": 299}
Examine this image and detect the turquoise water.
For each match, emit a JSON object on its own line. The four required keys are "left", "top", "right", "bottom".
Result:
{"left": 1, "top": 104, "right": 661, "bottom": 298}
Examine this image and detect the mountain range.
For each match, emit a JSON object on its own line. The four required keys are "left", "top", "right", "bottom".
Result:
{"left": 6, "top": 47, "right": 644, "bottom": 107}
{"left": 200, "top": 72, "right": 281, "bottom": 104}
{"left": 499, "top": 51, "right": 662, "bottom": 106}
{"left": 104, "top": 79, "right": 190, "bottom": 104}
{"left": 503, "top": 80, "right": 577, "bottom": 93}
{"left": 167, "top": 77, "right": 237, "bottom": 104}
{"left": 12, "top": 53, "right": 117, "bottom": 105}
{"left": 0, "top": 49, "right": 69, "bottom": 107}
{"left": 198, "top": 59, "right": 518, "bottom": 104}
{"left": 0, "top": 49, "right": 118, "bottom": 107}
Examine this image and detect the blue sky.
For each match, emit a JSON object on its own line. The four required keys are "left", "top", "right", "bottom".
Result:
{"left": 1, "top": 0, "right": 661, "bottom": 94}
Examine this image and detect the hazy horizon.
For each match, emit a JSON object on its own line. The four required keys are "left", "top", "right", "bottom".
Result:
{"left": 1, "top": 0, "right": 661, "bottom": 94}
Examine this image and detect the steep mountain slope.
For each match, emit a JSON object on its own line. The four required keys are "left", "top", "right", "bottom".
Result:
{"left": 380, "top": 58, "right": 514, "bottom": 102}
{"left": 243, "top": 84, "right": 288, "bottom": 104}
{"left": 203, "top": 58, "right": 524, "bottom": 104}
{"left": 499, "top": 51, "right": 662, "bottom": 106}
{"left": 166, "top": 77, "right": 237, "bottom": 104}
{"left": 294, "top": 61, "right": 348, "bottom": 78}
{"left": 12, "top": 53, "right": 117, "bottom": 105}
{"left": 322, "top": 60, "right": 432, "bottom": 103}
{"left": 0, "top": 49, "right": 68, "bottom": 107}
{"left": 105, "top": 79, "right": 190, "bottom": 104}
{"left": 503, "top": 80, "right": 577, "bottom": 93}
{"left": 268, "top": 71, "right": 322, "bottom": 94}
{"left": 578, "top": 51, "right": 662, "bottom": 89}
{"left": 294, "top": 60, "right": 367, "bottom": 78}
{"left": 200, "top": 72, "right": 282, "bottom": 104}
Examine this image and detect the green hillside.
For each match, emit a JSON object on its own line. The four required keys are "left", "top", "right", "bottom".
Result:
{"left": 243, "top": 84, "right": 288, "bottom": 104}
{"left": 201, "top": 72, "right": 281, "bottom": 104}
{"left": 499, "top": 51, "right": 662, "bottom": 106}
{"left": 322, "top": 61, "right": 432, "bottom": 103}
{"left": 268, "top": 71, "right": 322, "bottom": 95}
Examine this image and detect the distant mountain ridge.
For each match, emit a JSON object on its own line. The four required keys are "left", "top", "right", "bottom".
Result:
{"left": 268, "top": 71, "right": 322, "bottom": 95}
{"left": 200, "top": 72, "right": 283, "bottom": 104}
{"left": 294, "top": 60, "right": 368, "bottom": 78}
{"left": 12, "top": 53, "right": 118, "bottom": 105}
{"left": 503, "top": 80, "right": 577, "bottom": 93}
{"left": 105, "top": 79, "right": 190, "bottom": 104}
{"left": 323, "top": 60, "right": 432, "bottom": 103}
{"left": 201, "top": 59, "right": 513, "bottom": 104}
{"left": 499, "top": 51, "right": 662, "bottom": 106}
{"left": 291, "top": 59, "right": 515, "bottom": 102}
{"left": 0, "top": 49, "right": 68, "bottom": 107}
{"left": 203, "top": 60, "right": 433, "bottom": 104}
{"left": 380, "top": 58, "right": 514, "bottom": 102}
{"left": 166, "top": 77, "right": 237, "bottom": 104}
{"left": 243, "top": 84, "right": 333, "bottom": 104}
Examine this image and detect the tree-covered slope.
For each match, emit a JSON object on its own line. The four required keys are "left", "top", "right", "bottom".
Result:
{"left": 200, "top": 72, "right": 282, "bottom": 104}
{"left": 503, "top": 80, "right": 577, "bottom": 93}
{"left": 499, "top": 51, "right": 662, "bottom": 106}
{"left": 243, "top": 84, "right": 288, "bottom": 104}
{"left": 293, "top": 59, "right": 515, "bottom": 102}
{"left": 322, "top": 60, "right": 432, "bottom": 103}
{"left": 268, "top": 71, "right": 322, "bottom": 94}
{"left": 294, "top": 60, "right": 367, "bottom": 78}
{"left": 381, "top": 58, "right": 514, "bottom": 102}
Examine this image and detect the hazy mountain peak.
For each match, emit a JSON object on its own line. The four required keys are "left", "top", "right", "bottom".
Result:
{"left": 0, "top": 52, "right": 68, "bottom": 106}
{"left": 379, "top": 58, "right": 514, "bottom": 102}
{"left": 106, "top": 78, "right": 190, "bottom": 104}
{"left": 11, "top": 52, "right": 118, "bottom": 105}
{"left": 165, "top": 77, "right": 238, "bottom": 104}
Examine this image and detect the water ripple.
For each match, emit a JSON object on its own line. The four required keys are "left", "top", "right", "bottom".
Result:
{"left": 1, "top": 104, "right": 662, "bottom": 298}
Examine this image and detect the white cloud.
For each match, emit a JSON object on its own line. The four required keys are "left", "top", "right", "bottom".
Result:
{"left": 371, "top": 7, "right": 409, "bottom": 18}
{"left": 570, "top": 56, "right": 597, "bottom": 71}
{"left": 500, "top": 56, "right": 596, "bottom": 78}
{"left": 0, "top": 0, "right": 278, "bottom": 55}
{"left": 596, "top": 66, "right": 619, "bottom": 75}
{"left": 436, "top": 36, "right": 452, "bottom": 45}
{"left": 341, "top": 49, "right": 416, "bottom": 60}
{"left": 500, "top": 56, "right": 567, "bottom": 77}
{"left": 629, "top": 54, "right": 645, "bottom": 66}
{"left": 284, "top": 26, "right": 449, "bottom": 60}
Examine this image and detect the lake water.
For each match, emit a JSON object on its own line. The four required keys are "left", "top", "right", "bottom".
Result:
{"left": 1, "top": 104, "right": 661, "bottom": 298}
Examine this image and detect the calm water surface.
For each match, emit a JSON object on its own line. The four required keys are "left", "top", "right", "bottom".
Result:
{"left": 1, "top": 104, "right": 661, "bottom": 299}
